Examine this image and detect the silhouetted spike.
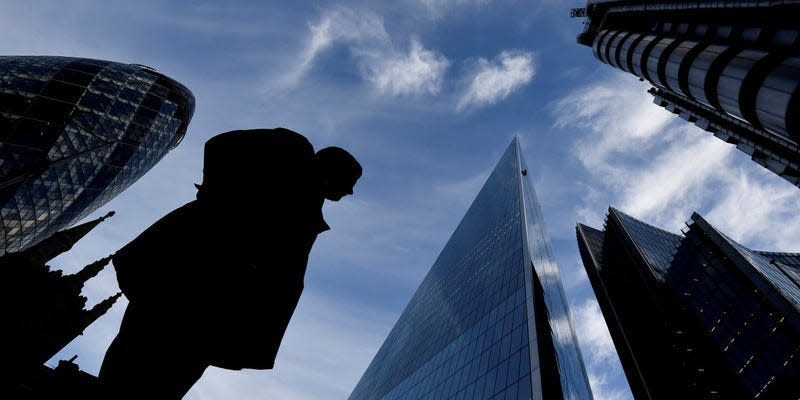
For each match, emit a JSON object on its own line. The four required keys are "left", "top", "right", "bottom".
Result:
{"left": 69, "top": 254, "right": 113, "bottom": 285}
{"left": 84, "top": 292, "right": 123, "bottom": 323}
{"left": 7, "top": 211, "right": 116, "bottom": 266}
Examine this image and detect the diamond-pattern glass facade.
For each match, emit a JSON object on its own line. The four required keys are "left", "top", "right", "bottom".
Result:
{"left": 348, "top": 139, "right": 593, "bottom": 400}
{"left": 0, "top": 56, "right": 194, "bottom": 255}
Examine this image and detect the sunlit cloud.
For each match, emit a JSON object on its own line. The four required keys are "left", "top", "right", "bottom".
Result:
{"left": 457, "top": 50, "right": 535, "bottom": 110}
{"left": 276, "top": 6, "right": 453, "bottom": 99}
{"left": 277, "top": 7, "right": 390, "bottom": 89}
{"left": 588, "top": 372, "right": 633, "bottom": 400}
{"left": 554, "top": 72, "right": 800, "bottom": 245}
{"left": 572, "top": 299, "right": 633, "bottom": 400}
{"left": 362, "top": 39, "right": 450, "bottom": 96}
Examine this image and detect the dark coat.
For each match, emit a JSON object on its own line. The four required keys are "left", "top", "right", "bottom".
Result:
{"left": 111, "top": 128, "right": 328, "bottom": 370}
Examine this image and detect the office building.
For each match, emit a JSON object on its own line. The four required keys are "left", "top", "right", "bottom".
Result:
{"left": 577, "top": 208, "right": 800, "bottom": 399}
{"left": 0, "top": 56, "right": 194, "bottom": 255}
{"left": 348, "top": 139, "right": 593, "bottom": 400}
{"left": 572, "top": 1, "right": 800, "bottom": 187}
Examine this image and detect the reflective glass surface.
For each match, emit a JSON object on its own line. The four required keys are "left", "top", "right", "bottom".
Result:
{"left": 0, "top": 56, "right": 194, "bottom": 254}
{"left": 348, "top": 140, "right": 592, "bottom": 400}
{"left": 519, "top": 148, "right": 593, "bottom": 399}
{"left": 612, "top": 209, "right": 681, "bottom": 280}
{"left": 665, "top": 215, "right": 800, "bottom": 398}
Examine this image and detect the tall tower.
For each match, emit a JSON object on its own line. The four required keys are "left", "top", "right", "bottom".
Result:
{"left": 348, "top": 139, "right": 593, "bottom": 400}
{"left": 577, "top": 208, "right": 800, "bottom": 399}
{"left": 0, "top": 56, "right": 195, "bottom": 255}
{"left": 572, "top": 1, "right": 800, "bottom": 187}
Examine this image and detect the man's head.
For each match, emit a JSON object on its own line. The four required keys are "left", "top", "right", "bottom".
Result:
{"left": 314, "top": 147, "right": 362, "bottom": 201}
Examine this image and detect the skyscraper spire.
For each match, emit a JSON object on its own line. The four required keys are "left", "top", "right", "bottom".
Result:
{"left": 348, "top": 139, "right": 593, "bottom": 400}
{"left": 10, "top": 210, "right": 115, "bottom": 266}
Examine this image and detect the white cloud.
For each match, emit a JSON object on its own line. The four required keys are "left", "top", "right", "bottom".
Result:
{"left": 589, "top": 372, "right": 633, "bottom": 400}
{"left": 458, "top": 51, "right": 535, "bottom": 110}
{"left": 572, "top": 299, "right": 633, "bottom": 400}
{"left": 705, "top": 169, "right": 800, "bottom": 250}
{"left": 278, "top": 7, "right": 390, "bottom": 89}
{"left": 415, "top": 0, "right": 491, "bottom": 18}
{"left": 362, "top": 39, "right": 450, "bottom": 96}
{"left": 572, "top": 300, "right": 617, "bottom": 366}
{"left": 618, "top": 128, "right": 732, "bottom": 221}
{"left": 277, "top": 7, "right": 451, "bottom": 97}
{"left": 553, "top": 75, "right": 673, "bottom": 177}
{"left": 554, "top": 72, "right": 800, "bottom": 241}
{"left": 303, "top": 7, "right": 389, "bottom": 66}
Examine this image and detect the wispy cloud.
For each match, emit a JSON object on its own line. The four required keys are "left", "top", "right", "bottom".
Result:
{"left": 361, "top": 39, "right": 450, "bottom": 96}
{"left": 554, "top": 71, "right": 800, "bottom": 246}
{"left": 414, "top": 0, "right": 491, "bottom": 18}
{"left": 458, "top": 51, "right": 535, "bottom": 111}
{"left": 572, "top": 300, "right": 617, "bottom": 366}
{"left": 277, "top": 6, "right": 450, "bottom": 97}
{"left": 277, "top": 7, "right": 390, "bottom": 89}
{"left": 572, "top": 299, "right": 633, "bottom": 400}
{"left": 705, "top": 169, "right": 800, "bottom": 250}
{"left": 589, "top": 372, "right": 634, "bottom": 400}
{"left": 553, "top": 75, "right": 673, "bottom": 176}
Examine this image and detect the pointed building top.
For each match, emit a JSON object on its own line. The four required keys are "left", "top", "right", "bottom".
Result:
{"left": 12, "top": 211, "right": 115, "bottom": 266}
{"left": 67, "top": 254, "right": 113, "bottom": 287}
{"left": 83, "top": 292, "right": 123, "bottom": 325}
{"left": 606, "top": 207, "right": 681, "bottom": 280}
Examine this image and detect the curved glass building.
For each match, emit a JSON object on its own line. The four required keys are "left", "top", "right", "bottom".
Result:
{"left": 0, "top": 56, "right": 194, "bottom": 255}
{"left": 348, "top": 139, "right": 593, "bottom": 400}
{"left": 574, "top": 1, "right": 800, "bottom": 187}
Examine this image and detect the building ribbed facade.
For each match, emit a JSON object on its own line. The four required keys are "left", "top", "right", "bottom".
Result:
{"left": 348, "top": 139, "right": 593, "bottom": 400}
{"left": 574, "top": 1, "right": 800, "bottom": 187}
{"left": 577, "top": 208, "right": 800, "bottom": 400}
{"left": 0, "top": 56, "right": 194, "bottom": 255}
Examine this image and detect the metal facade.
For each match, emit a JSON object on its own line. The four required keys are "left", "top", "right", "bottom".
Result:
{"left": 574, "top": 1, "right": 800, "bottom": 187}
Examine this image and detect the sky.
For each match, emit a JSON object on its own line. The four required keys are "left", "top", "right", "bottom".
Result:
{"left": 3, "top": 1, "right": 800, "bottom": 399}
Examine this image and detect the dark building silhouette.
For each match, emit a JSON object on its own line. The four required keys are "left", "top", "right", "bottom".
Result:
{"left": 0, "top": 56, "right": 194, "bottom": 255}
{"left": 576, "top": 208, "right": 800, "bottom": 400}
{"left": 1, "top": 210, "right": 120, "bottom": 398}
{"left": 572, "top": 1, "right": 800, "bottom": 187}
{"left": 348, "top": 139, "right": 593, "bottom": 400}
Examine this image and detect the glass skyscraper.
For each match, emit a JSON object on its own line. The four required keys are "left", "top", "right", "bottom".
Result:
{"left": 0, "top": 56, "right": 194, "bottom": 255}
{"left": 577, "top": 208, "right": 800, "bottom": 399}
{"left": 572, "top": 1, "right": 800, "bottom": 188}
{"left": 348, "top": 139, "right": 593, "bottom": 400}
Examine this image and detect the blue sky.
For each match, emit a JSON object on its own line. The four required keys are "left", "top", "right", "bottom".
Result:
{"left": 4, "top": 1, "right": 800, "bottom": 399}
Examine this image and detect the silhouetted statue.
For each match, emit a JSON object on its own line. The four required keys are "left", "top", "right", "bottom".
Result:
{"left": 99, "top": 128, "right": 362, "bottom": 398}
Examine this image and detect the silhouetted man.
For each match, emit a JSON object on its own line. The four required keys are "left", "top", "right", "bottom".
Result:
{"left": 99, "top": 128, "right": 362, "bottom": 398}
